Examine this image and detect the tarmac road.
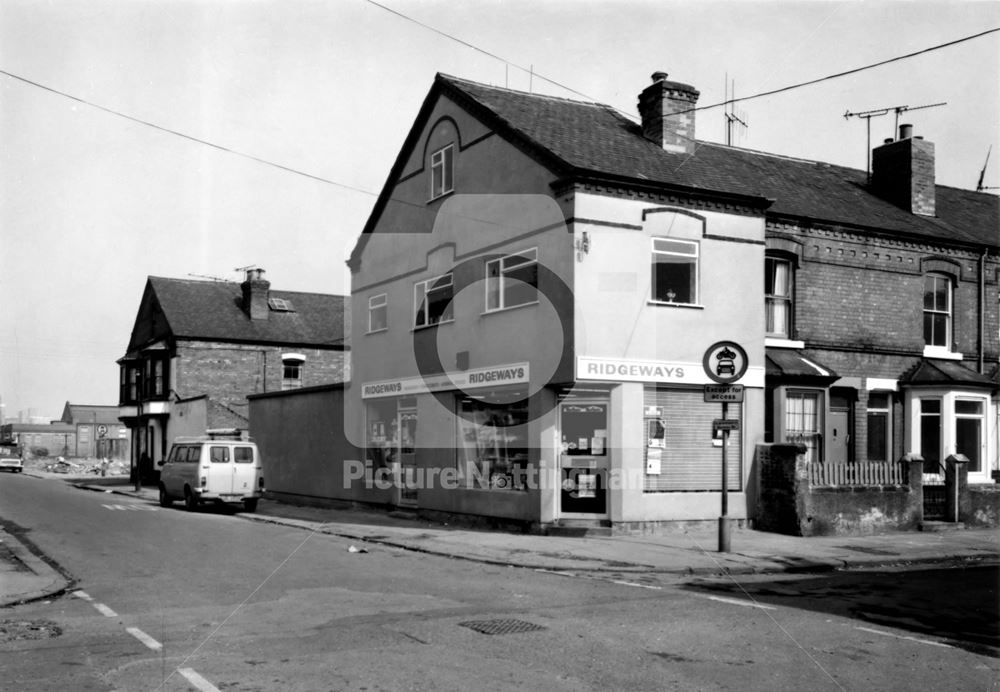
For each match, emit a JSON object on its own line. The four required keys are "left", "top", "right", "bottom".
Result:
{"left": 1, "top": 472, "right": 998, "bottom": 690}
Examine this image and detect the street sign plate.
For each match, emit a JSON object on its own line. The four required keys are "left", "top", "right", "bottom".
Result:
{"left": 712, "top": 419, "right": 741, "bottom": 432}
{"left": 704, "top": 384, "right": 744, "bottom": 403}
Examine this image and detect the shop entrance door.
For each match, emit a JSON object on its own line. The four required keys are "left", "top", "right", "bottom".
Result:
{"left": 558, "top": 402, "right": 609, "bottom": 518}
{"left": 397, "top": 406, "right": 418, "bottom": 507}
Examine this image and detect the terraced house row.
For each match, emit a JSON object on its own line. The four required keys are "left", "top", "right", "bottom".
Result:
{"left": 122, "top": 71, "right": 999, "bottom": 534}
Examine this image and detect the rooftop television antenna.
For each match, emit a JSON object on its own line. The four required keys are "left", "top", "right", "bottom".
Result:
{"left": 187, "top": 273, "right": 232, "bottom": 283}
{"left": 977, "top": 146, "right": 998, "bottom": 192}
{"left": 844, "top": 101, "right": 946, "bottom": 182}
{"left": 724, "top": 74, "right": 748, "bottom": 146}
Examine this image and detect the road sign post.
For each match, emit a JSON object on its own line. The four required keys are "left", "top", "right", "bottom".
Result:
{"left": 703, "top": 341, "right": 748, "bottom": 554}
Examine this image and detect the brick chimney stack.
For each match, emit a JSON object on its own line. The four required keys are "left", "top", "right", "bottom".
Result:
{"left": 871, "top": 124, "right": 936, "bottom": 216}
{"left": 637, "top": 71, "right": 700, "bottom": 155}
{"left": 241, "top": 268, "right": 270, "bottom": 320}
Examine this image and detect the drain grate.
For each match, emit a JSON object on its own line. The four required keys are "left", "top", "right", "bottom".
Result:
{"left": 458, "top": 619, "right": 546, "bottom": 636}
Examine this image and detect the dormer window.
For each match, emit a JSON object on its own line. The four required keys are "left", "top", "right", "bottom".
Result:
{"left": 430, "top": 144, "right": 454, "bottom": 200}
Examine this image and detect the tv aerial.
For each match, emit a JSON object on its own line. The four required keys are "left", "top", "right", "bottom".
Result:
{"left": 844, "top": 102, "right": 946, "bottom": 182}
{"left": 977, "top": 146, "right": 998, "bottom": 192}
{"left": 723, "top": 74, "right": 748, "bottom": 146}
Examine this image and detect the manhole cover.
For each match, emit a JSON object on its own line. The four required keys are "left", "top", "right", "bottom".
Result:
{"left": 458, "top": 619, "right": 546, "bottom": 635}
{"left": 0, "top": 619, "right": 62, "bottom": 642}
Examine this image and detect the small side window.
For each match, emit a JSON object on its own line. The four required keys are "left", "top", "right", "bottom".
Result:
{"left": 185, "top": 446, "right": 200, "bottom": 463}
{"left": 210, "top": 446, "right": 230, "bottom": 463}
{"left": 234, "top": 447, "right": 254, "bottom": 464}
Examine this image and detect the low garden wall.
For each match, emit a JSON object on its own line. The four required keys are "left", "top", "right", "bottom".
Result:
{"left": 755, "top": 444, "right": 923, "bottom": 537}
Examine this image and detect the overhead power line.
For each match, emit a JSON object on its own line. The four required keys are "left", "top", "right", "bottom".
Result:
{"left": 681, "top": 27, "right": 1000, "bottom": 115}
{"left": 0, "top": 68, "right": 376, "bottom": 197}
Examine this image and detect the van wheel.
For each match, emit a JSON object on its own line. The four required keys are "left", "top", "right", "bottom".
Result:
{"left": 158, "top": 486, "right": 172, "bottom": 507}
{"left": 184, "top": 488, "right": 198, "bottom": 512}
{"left": 242, "top": 498, "right": 258, "bottom": 513}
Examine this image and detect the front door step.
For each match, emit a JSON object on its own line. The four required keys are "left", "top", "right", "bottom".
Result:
{"left": 919, "top": 520, "right": 966, "bottom": 532}
{"left": 547, "top": 519, "right": 612, "bottom": 537}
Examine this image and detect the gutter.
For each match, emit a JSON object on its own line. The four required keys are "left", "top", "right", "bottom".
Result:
{"left": 551, "top": 171, "right": 774, "bottom": 212}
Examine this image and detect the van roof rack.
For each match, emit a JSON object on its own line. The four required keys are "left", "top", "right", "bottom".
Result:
{"left": 172, "top": 429, "right": 254, "bottom": 443}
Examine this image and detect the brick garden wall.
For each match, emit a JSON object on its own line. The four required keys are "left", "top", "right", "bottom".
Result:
{"left": 755, "top": 443, "right": 924, "bottom": 536}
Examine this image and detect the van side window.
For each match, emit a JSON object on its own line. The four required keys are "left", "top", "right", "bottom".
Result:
{"left": 185, "top": 446, "right": 200, "bottom": 463}
{"left": 168, "top": 446, "right": 182, "bottom": 463}
{"left": 210, "top": 446, "right": 230, "bottom": 463}
{"left": 234, "top": 447, "right": 254, "bottom": 464}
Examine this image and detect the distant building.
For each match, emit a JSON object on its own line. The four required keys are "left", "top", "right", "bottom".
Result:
{"left": 117, "top": 268, "right": 349, "bottom": 482}
{"left": 58, "top": 402, "right": 130, "bottom": 460}
{"left": 0, "top": 421, "right": 75, "bottom": 458}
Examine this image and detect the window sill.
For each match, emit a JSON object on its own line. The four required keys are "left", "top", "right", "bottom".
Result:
{"left": 412, "top": 319, "right": 454, "bottom": 332}
{"left": 427, "top": 189, "right": 454, "bottom": 204}
{"left": 922, "top": 346, "right": 963, "bottom": 360}
{"left": 648, "top": 300, "right": 705, "bottom": 310}
{"left": 366, "top": 328, "right": 388, "bottom": 335}
{"left": 765, "top": 337, "right": 805, "bottom": 349}
{"left": 483, "top": 300, "right": 539, "bottom": 316}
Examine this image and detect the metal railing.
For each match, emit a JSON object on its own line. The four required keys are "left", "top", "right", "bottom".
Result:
{"left": 808, "top": 459, "right": 908, "bottom": 486}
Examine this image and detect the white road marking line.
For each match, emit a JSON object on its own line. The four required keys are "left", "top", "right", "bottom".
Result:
{"left": 534, "top": 569, "right": 576, "bottom": 577}
{"left": 126, "top": 627, "right": 162, "bottom": 651}
{"left": 178, "top": 668, "right": 222, "bottom": 692}
{"left": 611, "top": 579, "right": 662, "bottom": 590}
{"left": 94, "top": 602, "right": 118, "bottom": 617}
{"left": 855, "top": 626, "right": 953, "bottom": 648}
{"left": 73, "top": 590, "right": 117, "bottom": 616}
{"left": 101, "top": 503, "right": 158, "bottom": 511}
{"left": 705, "top": 595, "right": 777, "bottom": 610}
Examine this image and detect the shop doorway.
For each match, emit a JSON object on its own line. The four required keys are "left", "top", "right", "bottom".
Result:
{"left": 396, "top": 405, "right": 418, "bottom": 507}
{"left": 558, "top": 402, "right": 609, "bottom": 518}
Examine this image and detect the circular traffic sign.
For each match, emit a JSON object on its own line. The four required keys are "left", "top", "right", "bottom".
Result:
{"left": 702, "top": 341, "right": 748, "bottom": 384}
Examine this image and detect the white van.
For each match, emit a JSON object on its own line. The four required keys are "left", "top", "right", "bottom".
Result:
{"left": 157, "top": 431, "right": 264, "bottom": 513}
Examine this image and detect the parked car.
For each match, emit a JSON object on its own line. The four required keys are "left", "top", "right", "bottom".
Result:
{"left": 0, "top": 444, "right": 23, "bottom": 473}
{"left": 157, "top": 430, "right": 264, "bottom": 512}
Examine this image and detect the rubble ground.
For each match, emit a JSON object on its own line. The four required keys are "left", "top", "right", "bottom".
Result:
{"left": 22, "top": 456, "right": 129, "bottom": 477}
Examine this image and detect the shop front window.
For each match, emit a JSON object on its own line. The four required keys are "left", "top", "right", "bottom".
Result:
{"left": 456, "top": 392, "right": 529, "bottom": 490}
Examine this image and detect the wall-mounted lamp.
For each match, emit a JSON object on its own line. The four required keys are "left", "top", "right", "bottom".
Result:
{"left": 575, "top": 231, "right": 590, "bottom": 262}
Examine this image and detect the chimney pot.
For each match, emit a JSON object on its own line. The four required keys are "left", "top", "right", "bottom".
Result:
{"left": 651, "top": 71, "right": 669, "bottom": 83}
{"left": 899, "top": 123, "right": 913, "bottom": 140}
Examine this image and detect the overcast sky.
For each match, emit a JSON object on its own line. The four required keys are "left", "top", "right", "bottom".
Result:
{"left": 1, "top": 0, "right": 997, "bottom": 419}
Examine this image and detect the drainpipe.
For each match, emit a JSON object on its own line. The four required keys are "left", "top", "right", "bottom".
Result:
{"left": 979, "top": 249, "right": 987, "bottom": 374}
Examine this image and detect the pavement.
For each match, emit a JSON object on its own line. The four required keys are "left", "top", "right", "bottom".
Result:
{"left": 2, "top": 472, "right": 998, "bottom": 607}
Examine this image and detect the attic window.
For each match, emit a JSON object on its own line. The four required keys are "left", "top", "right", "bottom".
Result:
{"left": 269, "top": 297, "right": 294, "bottom": 312}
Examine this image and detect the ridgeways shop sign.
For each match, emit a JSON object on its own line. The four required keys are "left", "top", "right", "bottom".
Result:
{"left": 361, "top": 363, "right": 530, "bottom": 399}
